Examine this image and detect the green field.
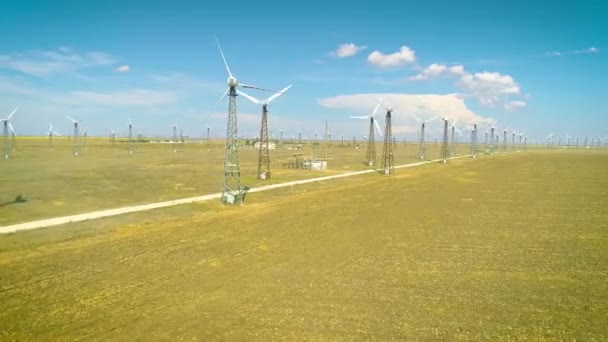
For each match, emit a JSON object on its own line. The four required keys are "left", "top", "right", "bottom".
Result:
{"left": 1, "top": 150, "right": 607, "bottom": 340}
{"left": 1, "top": 137, "right": 448, "bottom": 225}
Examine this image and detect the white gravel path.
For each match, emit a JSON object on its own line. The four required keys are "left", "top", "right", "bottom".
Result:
{"left": 0, "top": 155, "right": 471, "bottom": 234}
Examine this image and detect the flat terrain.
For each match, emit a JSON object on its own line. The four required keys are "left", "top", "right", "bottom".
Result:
{"left": 1, "top": 151, "right": 607, "bottom": 340}
{"left": 1, "top": 137, "right": 442, "bottom": 225}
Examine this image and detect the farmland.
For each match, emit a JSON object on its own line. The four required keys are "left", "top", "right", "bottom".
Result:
{"left": 1, "top": 150, "right": 607, "bottom": 340}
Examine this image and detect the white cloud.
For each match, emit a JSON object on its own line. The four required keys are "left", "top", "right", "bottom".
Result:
{"left": 330, "top": 43, "right": 368, "bottom": 58}
{"left": 409, "top": 63, "right": 466, "bottom": 81}
{"left": 504, "top": 100, "right": 526, "bottom": 111}
{"left": 318, "top": 93, "right": 492, "bottom": 126}
{"left": 57, "top": 89, "right": 178, "bottom": 107}
{"left": 545, "top": 47, "right": 599, "bottom": 57}
{"left": 457, "top": 71, "right": 520, "bottom": 106}
{"left": 114, "top": 65, "right": 130, "bottom": 73}
{"left": 0, "top": 47, "right": 116, "bottom": 76}
{"left": 367, "top": 46, "right": 416, "bottom": 68}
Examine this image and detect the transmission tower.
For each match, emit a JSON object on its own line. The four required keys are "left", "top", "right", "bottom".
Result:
{"left": 440, "top": 119, "right": 450, "bottom": 163}
{"left": 257, "top": 104, "right": 270, "bottom": 179}
{"left": 366, "top": 117, "right": 376, "bottom": 166}
{"left": 381, "top": 110, "right": 394, "bottom": 175}
{"left": 221, "top": 87, "right": 242, "bottom": 205}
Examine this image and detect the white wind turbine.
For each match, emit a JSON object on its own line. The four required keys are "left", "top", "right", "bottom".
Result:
{"left": 47, "top": 123, "right": 61, "bottom": 151}
{"left": 238, "top": 85, "right": 292, "bottom": 180}
{"left": 351, "top": 102, "right": 383, "bottom": 166}
{"left": 65, "top": 115, "right": 81, "bottom": 156}
{"left": 128, "top": 118, "right": 134, "bottom": 154}
{"left": 2, "top": 107, "right": 18, "bottom": 159}
{"left": 110, "top": 128, "right": 117, "bottom": 149}
{"left": 82, "top": 128, "right": 88, "bottom": 152}
{"left": 410, "top": 113, "right": 438, "bottom": 159}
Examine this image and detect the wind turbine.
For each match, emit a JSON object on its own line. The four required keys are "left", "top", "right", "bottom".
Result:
{"left": 238, "top": 85, "right": 292, "bottom": 180}
{"left": 82, "top": 128, "right": 88, "bottom": 152}
{"left": 171, "top": 123, "right": 178, "bottom": 152}
{"left": 65, "top": 116, "right": 81, "bottom": 156}
{"left": 449, "top": 120, "right": 464, "bottom": 157}
{"left": 1, "top": 107, "right": 18, "bottom": 159}
{"left": 565, "top": 133, "right": 572, "bottom": 148}
{"left": 469, "top": 124, "right": 478, "bottom": 158}
{"left": 214, "top": 35, "right": 272, "bottom": 204}
{"left": 47, "top": 124, "right": 61, "bottom": 151}
{"left": 351, "top": 102, "right": 383, "bottom": 166}
{"left": 410, "top": 113, "right": 438, "bottom": 159}
{"left": 110, "top": 128, "right": 116, "bottom": 150}
{"left": 545, "top": 132, "right": 554, "bottom": 149}
{"left": 440, "top": 117, "right": 450, "bottom": 163}
{"left": 378, "top": 100, "right": 395, "bottom": 174}
{"left": 128, "top": 118, "right": 134, "bottom": 154}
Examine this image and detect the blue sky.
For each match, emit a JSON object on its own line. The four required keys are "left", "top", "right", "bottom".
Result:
{"left": 0, "top": 0, "right": 606, "bottom": 141}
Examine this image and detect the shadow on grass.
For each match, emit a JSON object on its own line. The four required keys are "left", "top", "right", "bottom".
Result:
{"left": 241, "top": 186, "right": 251, "bottom": 204}
{"left": 0, "top": 195, "right": 28, "bottom": 208}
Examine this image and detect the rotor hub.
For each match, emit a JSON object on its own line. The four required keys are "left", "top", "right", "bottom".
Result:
{"left": 227, "top": 76, "right": 238, "bottom": 88}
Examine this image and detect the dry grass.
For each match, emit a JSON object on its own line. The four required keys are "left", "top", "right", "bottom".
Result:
{"left": 1, "top": 137, "right": 438, "bottom": 225}
{"left": 1, "top": 150, "right": 607, "bottom": 340}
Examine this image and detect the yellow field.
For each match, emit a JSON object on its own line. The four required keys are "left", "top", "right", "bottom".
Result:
{"left": 1, "top": 150, "right": 607, "bottom": 340}
{"left": 1, "top": 137, "right": 448, "bottom": 225}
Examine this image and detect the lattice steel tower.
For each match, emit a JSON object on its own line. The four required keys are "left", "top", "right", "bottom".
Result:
{"left": 381, "top": 109, "right": 394, "bottom": 175}
{"left": 418, "top": 122, "right": 427, "bottom": 159}
{"left": 470, "top": 124, "right": 478, "bottom": 158}
{"left": 221, "top": 87, "right": 242, "bottom": 204}
{"left": 2, "top": 121, "right": 10, "bottom": 159}
{"left": 128, "top": 120, "right": 134, "bottom": 155}
{"left": 366, "top": 117, "right": 376, "bottom": 166}
{"left": 257, "top": 104, "right": 270, "bottom": 179}
{"left": 440, "top": 119, "right": 450, "bottom": 163}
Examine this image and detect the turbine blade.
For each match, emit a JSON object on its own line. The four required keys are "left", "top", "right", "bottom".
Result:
{"left": 371, "top": 103, "right": 381, "bottom": 118}
{"left": 410, "top": 113, "right": 421, "bottom": 122}
{"left": 65, "top": 115, "right": 77, "bottom": 123}
{"left": 427, "top": 116, "right": 438, "bottom": 123}
{"left": 350, "top": 116, "right": 369, "bottom": 119}
{"left": 236, "top": 89, "right": 262, "bottom": 105}
{"left": 214, "top": 35, "right": 233, "bottom": 78}
{"left": 239, "top": 83, "right": 273, "bottom": 92}
{"left": 8, "top": 122, "right": 15, "bottom": 135}
{"left": 7, "top": 106, "right": 19, "bottom": 120}
{"left": 214, "top": 88, "right": 230, "bottom": 107}
{"left": 266, "top": 85, "right": 292, "bottom": 104}
{"left": 374, "top": 118, "right": 383, "bottom": 137}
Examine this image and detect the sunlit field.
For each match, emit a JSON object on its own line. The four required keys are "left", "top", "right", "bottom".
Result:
{"left": 1, "top": 150, "right": 607, "bottom": 340}
{"left": 1, "top": 136, "right": 451, "bottom": 225}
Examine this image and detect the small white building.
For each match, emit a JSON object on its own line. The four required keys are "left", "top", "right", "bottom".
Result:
{"left": 254, "top": 142, "right": 276, "bottom": 150}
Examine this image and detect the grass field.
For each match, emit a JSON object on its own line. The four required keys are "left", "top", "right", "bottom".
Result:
{"left": 1, "top": 137, "right": 447, "bottom": 225}
{"left": 1, "top": 150, "right": 607, "bottom": 340}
